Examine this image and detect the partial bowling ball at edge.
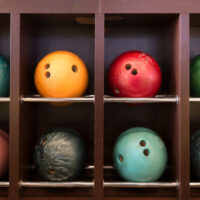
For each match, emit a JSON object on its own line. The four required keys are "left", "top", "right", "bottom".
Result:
{"left": 0, "top": 55, "right": 9, "bottom": 97}
{"left": 190, "top": 55, "right": 200, "bottom": 97}
{"left": 34, "top": 127, "right": 87, "bottom": 181}
{"left": 191, "top": 130, "right": 200, "bottom": 180}
{"left": 0, "top": 129, "right": 9, "bottom": 178}
{"left": 113, "top": 127, "right": 167, "bottom": 182}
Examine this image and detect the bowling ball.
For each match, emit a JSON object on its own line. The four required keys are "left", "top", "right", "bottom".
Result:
{"left": 190, "top": 55, "right": 200, "bottom": 97}
{"left": 34, "top": 127, "right": 87, "bottom": 181}
{"left": 108, "top": 51, "right": 162, "bottom": 97}
{"left": 34, "top": 51, "right": 88, "bottom": 98}
{"left": 191, "top": 130, "right": 200, "bottom": 179}
{"left": 0, "top": 55, "right": 9, "bottom": 97}
{"left": 113, "top": 127, "right": 167, "bottom": 182}
{"left": 0, "top": 129, "right": 9, "bottom": 178}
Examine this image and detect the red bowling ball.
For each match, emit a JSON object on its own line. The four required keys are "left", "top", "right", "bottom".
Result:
{"left": 108, "top": 51, "right": 162, "bottom": 97}
{"left": 0, "top": 129, "right": 8, "bottom": 178}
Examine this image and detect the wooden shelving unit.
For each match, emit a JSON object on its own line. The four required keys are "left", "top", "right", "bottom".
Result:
{"left": 1, "top": 0, "right": 200, "bottom": 199}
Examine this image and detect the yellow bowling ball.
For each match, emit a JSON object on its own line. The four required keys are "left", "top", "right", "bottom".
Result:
{"left": 34, "top": 51, "right": 89, "bottom": 98}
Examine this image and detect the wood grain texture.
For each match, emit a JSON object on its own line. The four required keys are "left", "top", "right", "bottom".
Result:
{"left": 177, "top": 14, "right": 190, "bottom": 200}
{"left": 94, "top": 13, "right": 104, "bottom": 200}
{"left": 9, "top": 13, "right": 20, "bottom": 200}
{"left": 0, "top": 0, "right": 98, "bottom": 13}
{"left": 104, "top": 198, "right": 176, "bottom": 200}
{"left": 101, "top": 0, "right": 200, "bottom": 13}
{"left": 20, "top": 198, "right": 93, "bottom": 200}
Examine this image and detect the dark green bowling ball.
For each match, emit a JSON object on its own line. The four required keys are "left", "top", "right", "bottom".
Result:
{"left": 34, "top": 127, "right": 87, "bottom": 182}
{"left": 0, "top": 55, "right": 9, "bottom": 97}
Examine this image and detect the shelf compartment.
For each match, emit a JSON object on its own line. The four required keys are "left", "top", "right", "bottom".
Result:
{"left": 21, "top": 95, "right": 94, "bottom": 103}
{"left": 190, "top": 16, "right": 200, "bottom": 200}
{"left": 103, "top": 181, "right": 178, "bottom": 188}
{"left": 20, "top": 181, "right": 94, "bottom": 188}
{"left": 20, "top": 14, "right": 94, "bottom": 96}
{"left": 19, "top": 102, "right": 94, "bottom": 189}
{"left": 104, "top": 95, "right": 178, "bottom": 104}
{"left": 104, "top": 14, "right": 179, "bottom": 97}
{"left": 104, "top": 101, "right": 178, "bottom": 198}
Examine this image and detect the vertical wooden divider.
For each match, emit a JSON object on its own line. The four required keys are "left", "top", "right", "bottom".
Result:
{"left": 94, "top": 13, "right": 104, "bottom": 200}
{"left": 178, "top": 13, "right": 190, "bottom": 200}
{"left": 9, "top": 13, "right": 20, "bottom": 200}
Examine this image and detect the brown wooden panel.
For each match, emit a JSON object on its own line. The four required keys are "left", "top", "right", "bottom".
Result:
{"left": 177, "top": 14, "right": 190, "bottom": 200}
{"left": 0, "top": 197, "right": 8, "bottom": 200}
{"left": 0, "top": 0, "right": 12, "bottom": 13}
{"left": 9, "top": 13, "right": 21, "bottom": 200}
{"left": 20, "top": 198, "right": 93, "bottom": 200}
{"left": 94, "top": 13, "right": 104, "bottom": 200}
{"left": 10, "top": 0, "right": 97, "bottom": 13}
{"left": 101, "top": 0, "right": 200, "bottom": 13}
{"left": 104, "top": 198, "right": 176, "bottom": 200}
{"left": 1, "top": 0, "right": 200, "bottom": 14}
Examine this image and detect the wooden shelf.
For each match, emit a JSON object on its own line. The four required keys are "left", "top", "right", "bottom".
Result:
{"left": 190, "top": 182, "right": 200, "bottom": 188}
{"left": 20, "top": 181, "right": 94, "bottom": 188}
{"left": 21, "top": 95, "right": 95, "bottom": 103}
{"left": 104, "top": 95, "right": 178, "bottom": 104}
{"left": 190, "top": 97, "right": 200, "bottom": 102}
{"left": 0, "top": 98, "right": 10, "bottom": 102}
{"left": 103, "top": 181, "right": 178, "bottom": 188}
{"left": 0, "top": 1, "right": 195, "bottom": 200}
{"left": 0, "top": 182, "right": 9, "bottom": 187}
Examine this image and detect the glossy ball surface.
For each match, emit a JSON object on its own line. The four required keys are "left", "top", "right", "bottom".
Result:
{"left": 108, "top": 51, "right": 162, "bottom": 97}
{"left": 113, "top": 127, "right": 167, "bottom": 182}
{"left": 34, "top": 127, "right": 87, "bottom": 181}
{"left": 191, "top": 130, "right": 200, "bottom": 179}
{"left": 0, "top": 55, "right": 9, "bottom": 97}
{"left": 190, "top": 55, "right": 200, "bottom": 97}
{"left": 0, "top": 129, "right": 9, "bottom": 178}
{"left": 34, "top": 51, "right": 88, "bottom": 98}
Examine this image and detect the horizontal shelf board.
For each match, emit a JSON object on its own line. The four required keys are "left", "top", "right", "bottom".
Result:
{"left": 104, "top": 95, "right": 178, "bottom": 104}
{"left": 190, "top": 97, "right": 200, "bottom": 102}
{"left": 21, "top": 95, "right": 178, "bottom": 104}
{"left": 21, "top": 95, "right": 94, "bottom": 103}
{"left": 20, "top": 181, "right": 94, "bottom": 188}
{"left": 0, "top": 181, "right": 9, "bottom": 187}
{"left": 30, "top": 165, "right": 113, "bottom": 170}
{"left": 0, "top": 97, "right": 10, "bottom": 102}
{"left": 103, "top": 181, "right": 178, "bottom": 188}
{"left": 190, "top": 182, "right": 200, "bottom": 188}
{"left": 86, "top": 165, "right": 113, "bottom": 170}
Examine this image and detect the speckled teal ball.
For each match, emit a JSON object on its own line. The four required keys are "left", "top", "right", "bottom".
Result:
{"left": 0, "top": 55, "right": 9, "bottom": 97}
{"left": 113, "top": 127, "right": 168, "bottom": 182}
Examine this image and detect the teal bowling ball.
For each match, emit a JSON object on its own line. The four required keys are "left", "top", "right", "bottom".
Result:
{"left": 191, "top": 55, "right": 200, "bottom": 97}
{"left": 0, "top": 55, "right": 9, "bottom": 97}
{"left": 113, "top": 127, "right": 168, "bottom": 182}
